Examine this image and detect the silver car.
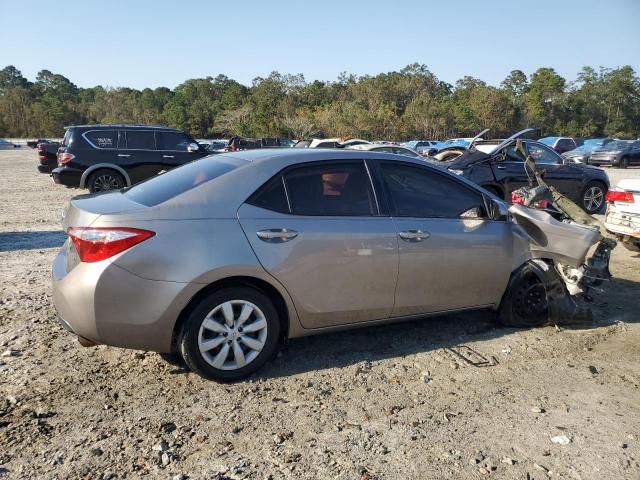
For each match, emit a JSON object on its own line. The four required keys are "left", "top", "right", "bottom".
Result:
{"left": 52, "top": 149, "right": 609, "bottom": 381}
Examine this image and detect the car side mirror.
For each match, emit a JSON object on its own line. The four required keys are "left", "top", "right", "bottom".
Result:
{"left": 187, "top": 143, "right": 200, "bottom": 152}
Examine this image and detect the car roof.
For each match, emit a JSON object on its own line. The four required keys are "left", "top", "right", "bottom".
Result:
{"left": 345, "top": 143, "right": 404, "bottom": 151}
{"left": 65, "top": 124, "right": 182, "bottom": 132}
{"left": 211, "top": 147, "right": 433, "bottom": 171}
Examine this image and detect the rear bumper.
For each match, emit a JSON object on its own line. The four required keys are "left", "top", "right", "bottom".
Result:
{"left": 37, "top": 164, "right": 52, "bottom": 173}
{"left": 52, "top": 242, "right": 201, "bottom": 352}
{"left": 51, "top": 166, "right": 82, "bottom": 187}
{"left": 605, "top": 204, "right": 640, "bottom": 238}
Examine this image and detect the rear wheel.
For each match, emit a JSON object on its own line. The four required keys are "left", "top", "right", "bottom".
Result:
{"left": 580, "top": 181, "right": 606, "bottom": 214}
{"left": 498, "top": 263, "right": 548, "bottom": 327}
{"left": 87, "top": 169, "right": 125, "bottom": 193}
{"left": 179, "top": 287, "right": 280, "bottom": 382}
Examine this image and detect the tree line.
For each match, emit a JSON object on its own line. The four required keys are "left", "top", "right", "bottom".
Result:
{"left": 0, "top": 64, "right": 638, "bottom": 141}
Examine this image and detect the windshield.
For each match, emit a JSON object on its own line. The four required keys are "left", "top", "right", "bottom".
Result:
{"left": 602, "top": 140, "right": 630, "bottom": 150}
{"left": 538, "top": 137, "right": 557, "bottom": 146}
{"left": 124, "top": 155, "right": 246, "bottom": 206}
{"left": 584, "top": 138, "right": 606, "bottom": 148}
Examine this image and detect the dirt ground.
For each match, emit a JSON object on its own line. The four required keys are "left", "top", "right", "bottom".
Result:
{"left": 0, "top": 149, "right": 639, "bottom": 480}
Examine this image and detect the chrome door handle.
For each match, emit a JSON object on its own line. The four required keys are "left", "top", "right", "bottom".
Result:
{"left": 117, "top": 154, "right": 131, "bottom": 158}
{"left": 162, "top": 155, "right": 175, "bottom": 158}
{"left": 256, "top": 229, "right": 298, "bottom": 243}
{"left": 399, "top": 230, "right": 430, "bottom": 242}
{"left": 496, "top": 165, "right": 506, "bottom": 169}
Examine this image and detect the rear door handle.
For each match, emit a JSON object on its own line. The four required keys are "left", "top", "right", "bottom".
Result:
{"left": 162, "top": 155, "right": 175, "bottom": 159}
{"left": 496, "top": 165, "right": 506, "bottom": 170}
{"left": 256, "top": 229, "right": 298, "bottom": 243}
{"left": 398, "top": 230, "right": 430, "bottom": 242}
{"left": 117, "top": 154, "right": 131, "bottom": 158}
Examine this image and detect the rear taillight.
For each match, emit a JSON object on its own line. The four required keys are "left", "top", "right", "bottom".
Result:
{"left": 605, "top": 189, "right": 634, "bottom": 203}
{"left": 58, "top": 152, "right": 75, "bottom": 165}
{"left": 67, "top": 227, "right": 155, "bottom": 263}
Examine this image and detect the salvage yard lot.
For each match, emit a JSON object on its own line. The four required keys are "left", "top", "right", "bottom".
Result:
{"left": 1, "top": 149, "right": 639, "bottom": 479}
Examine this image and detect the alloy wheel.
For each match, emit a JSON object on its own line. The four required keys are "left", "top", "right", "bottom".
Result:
{"left": 93, "top": 174, "right": 121, "bottom": 191}
{"left": 583, "top": 186, "right": 604, "bottom": 213}
{"left": 197, "top": 300, "right": 268, "bottom": 371}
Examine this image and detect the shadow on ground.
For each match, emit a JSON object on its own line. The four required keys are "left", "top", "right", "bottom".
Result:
{"left": 0, "top": 230, "right": 66, "bottom": 252}
{"left": 162, "top": 274, "right": 639, "bottom": 379}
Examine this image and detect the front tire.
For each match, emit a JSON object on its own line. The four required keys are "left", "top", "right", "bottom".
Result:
{"left": 179, "top": 287, "right": 280, "bottom": 382}
{"left": 580, "top": 181, "right": 606, "bottom": 214}
{"left": 87, "top": 169, "right": 125, "bottom": 193}
{"left": 498, "top": 263, "right": 548, "bottom": 328}
{"left": 620, "top": 156, "right": 629, "bottom": 169}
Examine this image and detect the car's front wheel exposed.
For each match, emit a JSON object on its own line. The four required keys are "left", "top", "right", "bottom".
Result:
{"left": 498, "top": 263, "right": 548, "bottom": 328}
{"left": 179, "top": 287, "right": 280, "bottom": 381}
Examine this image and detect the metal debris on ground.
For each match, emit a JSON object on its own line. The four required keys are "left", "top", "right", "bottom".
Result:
{"left": 446, "top": 345, "right": 498, "bottom": 367}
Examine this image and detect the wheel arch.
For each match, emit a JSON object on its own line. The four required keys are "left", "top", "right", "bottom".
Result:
{"left": 170, "top": 276, "right": 292, "bottom": 353}
{"left": 79, "top": 163, "right": 132, "bottom": 189}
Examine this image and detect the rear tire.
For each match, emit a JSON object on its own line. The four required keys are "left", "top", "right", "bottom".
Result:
{"left": 179, "top": 287, "right": 280, "bottom": 382}
{"left": 498, "top": 263, "right": 548, "bottom": 328}
{"left": 87, "top": 169, "right": 125, "bottom": 193}
{"left": 580, "top": 181, "right": 606, "bottom": 214}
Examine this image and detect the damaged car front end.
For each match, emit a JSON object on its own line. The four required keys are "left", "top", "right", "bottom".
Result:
{"left": 498, "top": 140, "right": 616, "bottom": 326}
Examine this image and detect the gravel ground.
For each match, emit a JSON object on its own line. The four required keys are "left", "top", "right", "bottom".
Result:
{"left": 0, "top": 149, "right": 639, "bottom": 480}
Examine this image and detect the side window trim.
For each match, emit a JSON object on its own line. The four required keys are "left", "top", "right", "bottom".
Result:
{"left": 281, "top": 175, "right": 292, "bottom": 213}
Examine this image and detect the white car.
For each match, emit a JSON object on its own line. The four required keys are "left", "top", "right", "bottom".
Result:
{"left": 605, "top": 178, "right": 640, "bottom": 252}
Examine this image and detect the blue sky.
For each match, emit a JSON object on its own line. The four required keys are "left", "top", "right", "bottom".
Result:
{"left": 2, "top": 0, "right": 639, "bottom": 89}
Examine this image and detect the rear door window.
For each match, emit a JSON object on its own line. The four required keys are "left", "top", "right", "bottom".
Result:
{"left": 380, "top": 162, "right": 484, "bottom": 218}
{"left": 156, "top": 131, "right": 192, "bottom": 151}
{"left": 84, "top": 130, "right": 118, "bottom": 149}
{"left": 125, "top": 130, "right": 156, "bottom": 150}
{"left": 283, "top": 161, "right": 377, "bottom": 216}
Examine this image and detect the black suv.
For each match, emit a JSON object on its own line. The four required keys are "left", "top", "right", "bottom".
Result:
{"left": 51, "top": 125, "right": 208, "bottom": 192}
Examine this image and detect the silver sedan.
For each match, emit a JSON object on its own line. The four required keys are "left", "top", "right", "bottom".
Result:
{"left": 52, "top": 149, "right": 607, "bottom": 381}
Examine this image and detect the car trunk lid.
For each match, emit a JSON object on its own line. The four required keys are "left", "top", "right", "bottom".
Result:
{"left": 62, "top": 192, "right": 146, "bottom": 231}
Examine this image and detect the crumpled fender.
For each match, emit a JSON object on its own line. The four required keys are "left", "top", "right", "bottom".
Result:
{"left": 508, "top": 204, "right": 601, "bottom": 268}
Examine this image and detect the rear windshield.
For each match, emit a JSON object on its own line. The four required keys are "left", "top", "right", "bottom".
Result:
{"left": 123, "top": 155, "right": 246, "bottom": 206}
{"left": 62, "top": 129, "right": 73, "bottom": 147}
